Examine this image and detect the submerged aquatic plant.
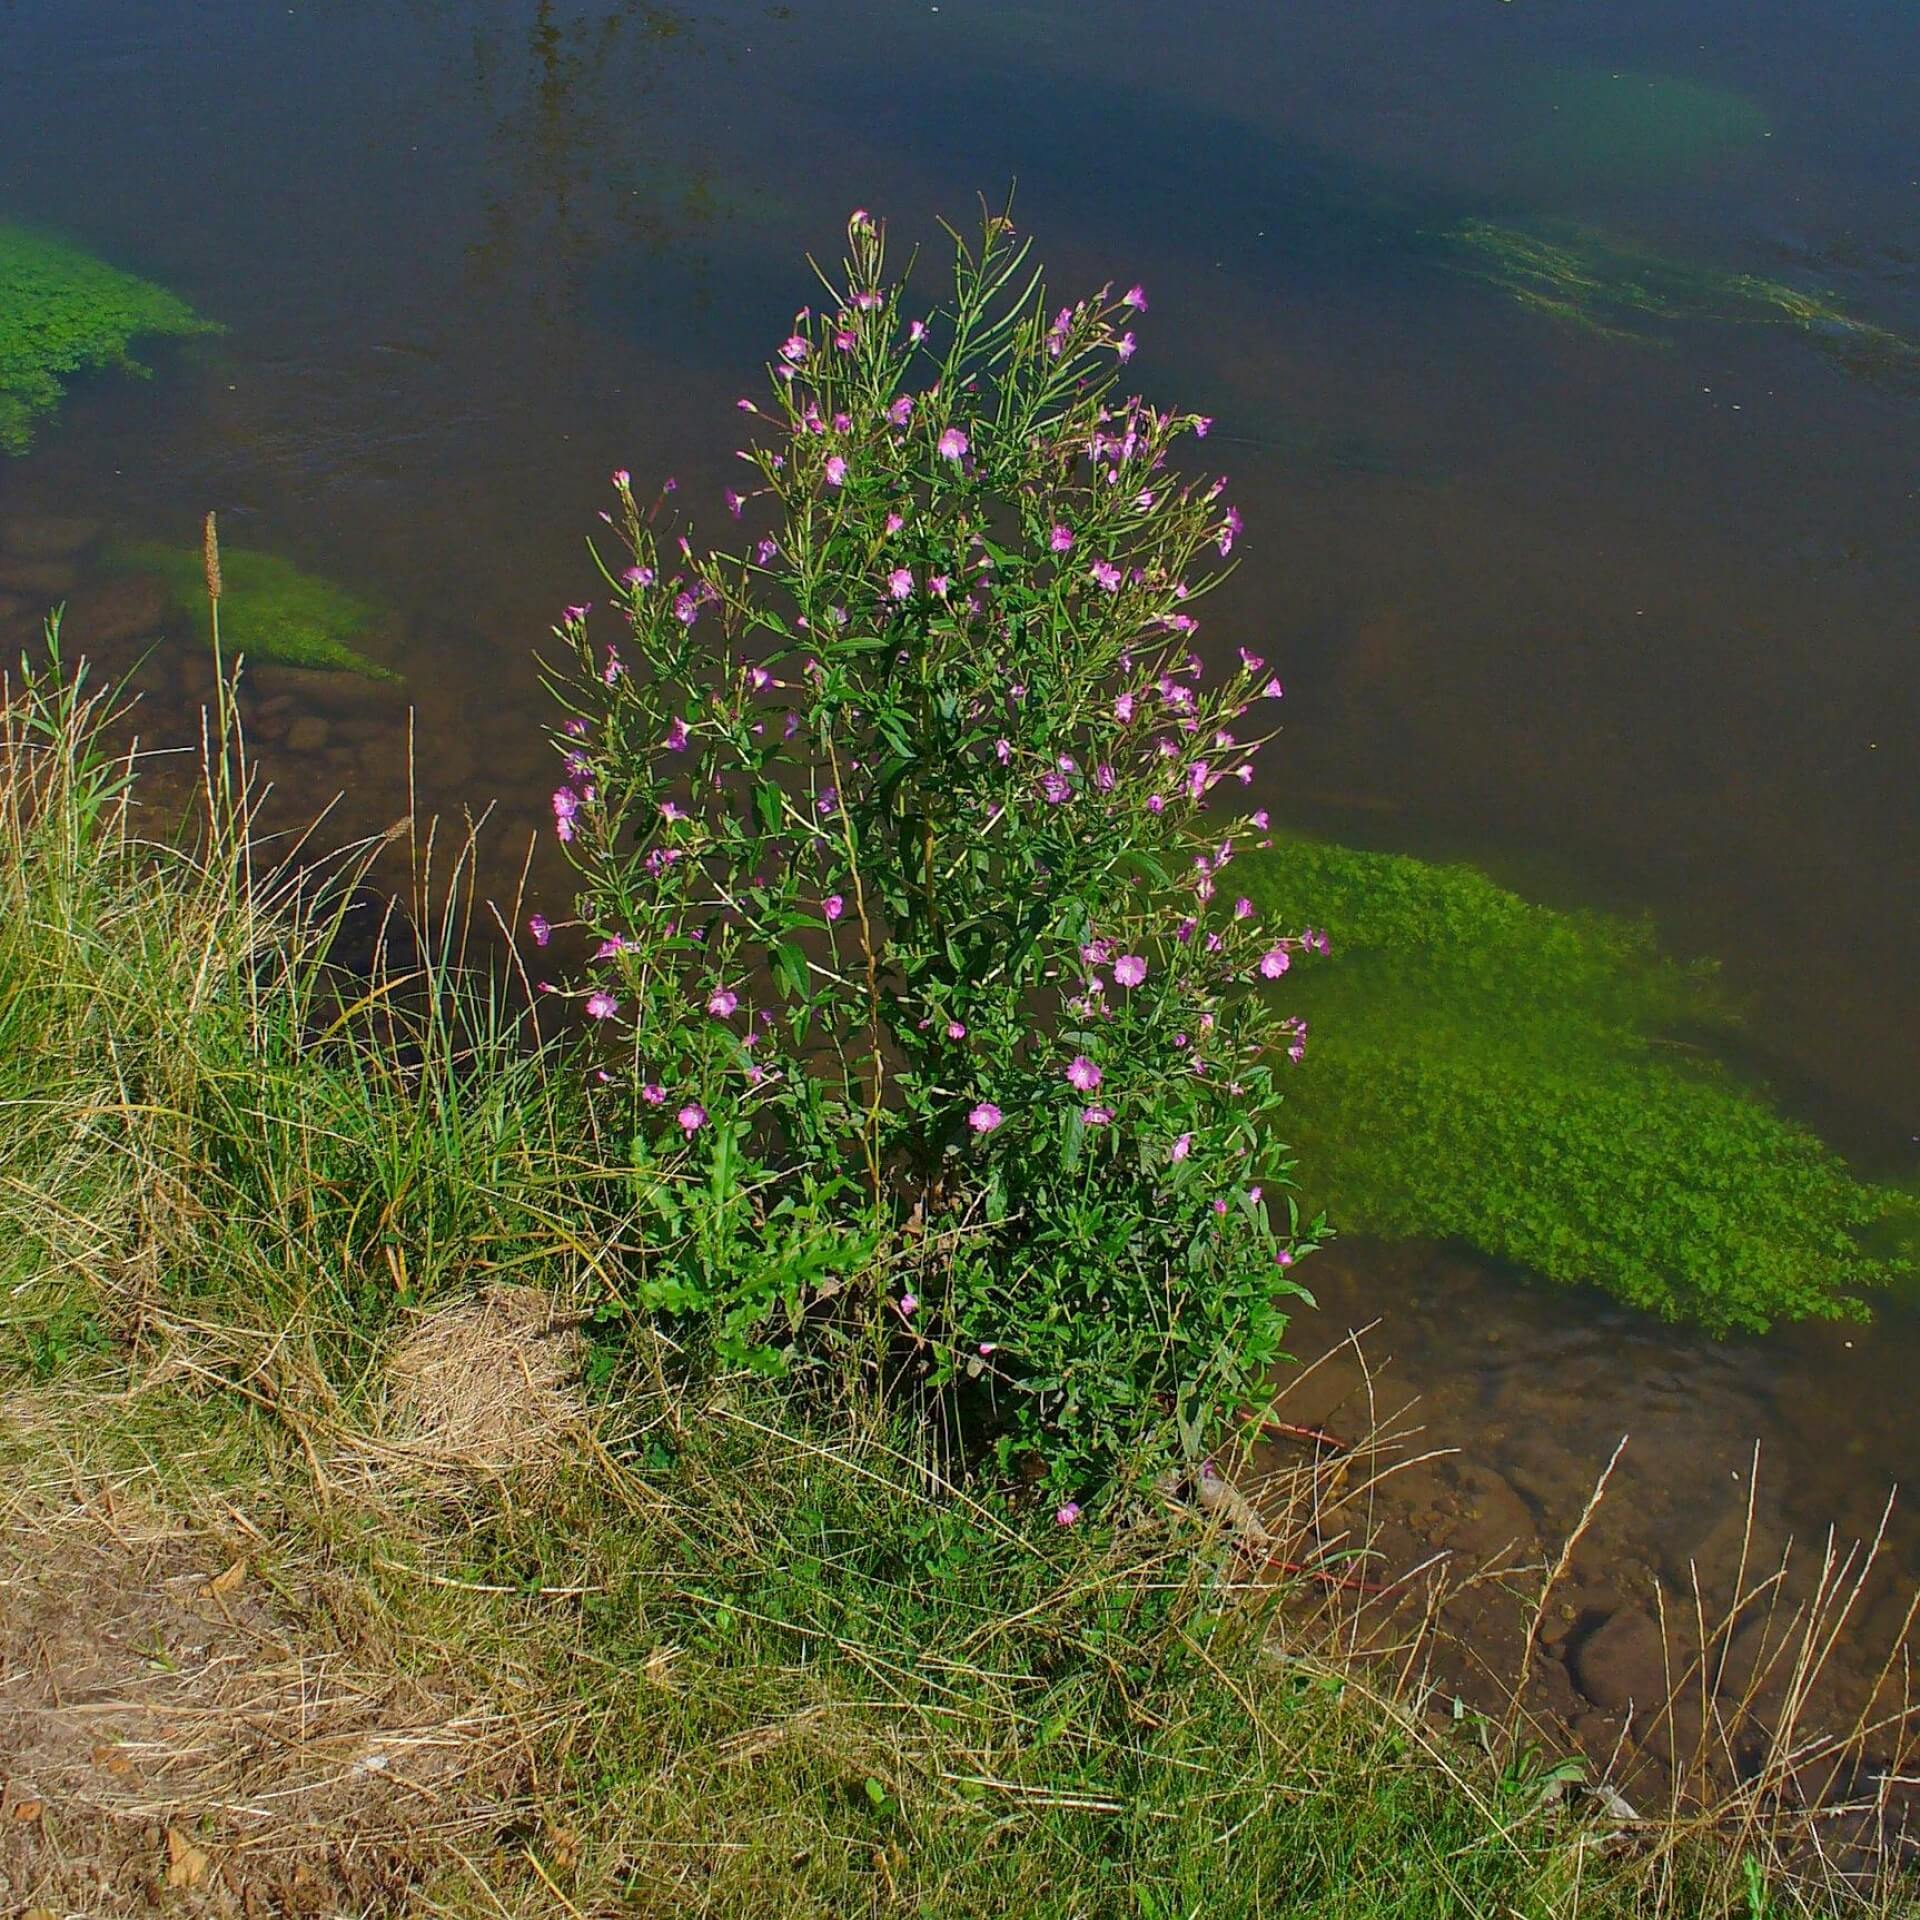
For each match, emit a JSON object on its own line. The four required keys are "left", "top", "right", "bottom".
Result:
{"left": 1443, "top": 217, "right": 1920, "bottom": 386}
{"left": 1240, "top": 836, "right": 1916, "bottom": 1334}
{"left": 0, "top": 224, "right": 220, "bottom": 455}
{"left": 108, "top": 539, "right": 400, "bottom": 681}
{"left": 1512, "top": 67, "right": 1770, "bottom": 192}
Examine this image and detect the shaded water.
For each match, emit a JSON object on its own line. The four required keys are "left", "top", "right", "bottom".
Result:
{"left": 2, "top": 0, "right": 1916, "bottom": 1754}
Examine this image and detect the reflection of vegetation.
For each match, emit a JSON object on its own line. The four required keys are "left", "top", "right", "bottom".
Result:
{"left": 460, "top": 0, "right": 700, "bottom": 312}
{"left": 109, "top": 541, "right": 399, "bottom": 681}
{"left": 1443, "top": 218, "right": 1920, "bottom": 383}
{"left": 1515, "top": 68, "right": 1769, "bottom": 190}
{"left": 0, "top": 225, "right": 220, "bottom": 454}
{"left": 1241, "top": 838, "right": 1916, "bottom": 1333}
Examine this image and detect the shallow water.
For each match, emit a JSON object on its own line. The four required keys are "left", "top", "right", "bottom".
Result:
{"left": 3, "top": 0, "right": 1916, "bottom": 1751}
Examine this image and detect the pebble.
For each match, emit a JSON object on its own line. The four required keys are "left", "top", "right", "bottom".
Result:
{"left": 1572, "top": 1607, "right": 1667, "bottom": 1714}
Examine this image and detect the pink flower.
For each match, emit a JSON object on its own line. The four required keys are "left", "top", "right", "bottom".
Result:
{"left": 1089, "top": 559, "right": 1122, "bottom": 593}
{"left": 1081, "top": 1105, "right": 1114, "bottom": 1126}
{"left": 594, "top": 936, "right": 628, "bottom": 959}
{"left": 888, "top": 395, "right": 913, "bottom": 426}
{"left": 1048, "top": 524, "right": 1075, "bottom": 553}
{"left": 967, "top": 1102, "right": 1003, "bottom": 1134}
{"left": 946, "top": 1020, "right": 967, "bottom": 1039}
{"left": 1055, "top": 1502, "right": 1082, "bottom": 1527}
{"left": 1112, "top": 955, "right": 1147, "bottom": 988}
{"left": 527, "top": 914, "right": 551, "bottom": 947}
{"left": 1114, "top": 691, "right": 1135, "bottom": 722}
{"left": 1259, "top": 946, "right": 1290, "bottom": 979}
{"left": 708, "top": 987, "right": 739, "bottom": 1018}
{"left": 641, "top": 1081, "right": 666, "bottom": 1105}
{"left": 1115, "top": 332, "right": 1136, "bottom": 362}
{"left": 1193, "top": 415, "right": 1212, "bottom": 438}
{"left": 1066, "top": 1056, "right": 1102, "bottom": 1093}
{"left": 585, "top": 990, "right": 620, "bottom": 1020}
{"left": 1234, "top": 897, "right": 1254, "bottom": 920}
{"left": 725, "top": 489, "right": 745, "bottom": 518}
{"left": 677, "top": 1103, "right": 708, "bottom": 1134}
{"left": 994, "top": 737, "right": 1012, "bottom": 765}
{"left": 1041, "top": 772, "right": 1072, "bottom": 804}
{"left": 1218, "top": 505, "right": 1243, "bottom": 556}
{"left": 937, "top": 426, "right": 969, "bottom": 460}
{"left": 1186, "top": 761, "right": 1210, "bottom": 798}
{"left": 823, "top": 894, "right": 845, "bottom": 922}
{"left": 611, "top": 468, "right": 630, "bottom": 487}
{"left": 825, "top": 455, "right": 847, "bottom": 487}
{"left": 1123, "top": 284, "right": 1147, "bottom": 311}
{"left": 897, "top": 1292, "right": 919, "bottom": 1319}
{"left": 1171, "top": 1132, "right": 1192, "bottom": 1163}
{"left": 779, "top": 334, "right": 809, "bottom": 363}
{"left": 1250, "top": 808, "right": 1270, "bottom": 830}
{"left": 888, "top": 567, "right": 915, "bottom": 600}
{"left": 664, "top": 717, "right": 690, "bottom": 752}
{"left": 834, "top": 328, "right": 857, "bottom": 352}
{"left": 1262, "top": 678, "right": 1284, "bottom": 699}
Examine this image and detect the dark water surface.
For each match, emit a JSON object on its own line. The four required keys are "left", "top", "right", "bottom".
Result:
{"left": 3, "top": 0, "right": 1917, "bottom": 1739}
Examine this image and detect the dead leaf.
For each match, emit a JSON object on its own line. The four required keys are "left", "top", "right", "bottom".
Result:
{"left": 166, "top": 1825, "right": 211, "bottom": 1889}
{"left": 203, "top": 1557, "right": 248, "bottom": 1597}
{"left": 11, "top": 1797, "right": 43, "bottom": 1822}
{"left": 91, "top": 1743, "right": 134, "bottom": 1776}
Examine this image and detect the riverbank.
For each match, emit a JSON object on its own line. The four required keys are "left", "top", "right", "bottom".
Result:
{"left": 0, "top": 654, "right": 1912, "bottom": 1915}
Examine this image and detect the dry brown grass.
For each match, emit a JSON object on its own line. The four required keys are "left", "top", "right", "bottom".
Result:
{"left": 337, "top": 1286, "right": 590, "bottom": 1504}
{"left": 0, "top": 1399, "right": 540, "bottom": 1917}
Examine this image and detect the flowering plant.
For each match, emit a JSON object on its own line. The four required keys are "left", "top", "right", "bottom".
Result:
{"left": 549, "top": 207, "right": 1323, "bottom": 1494}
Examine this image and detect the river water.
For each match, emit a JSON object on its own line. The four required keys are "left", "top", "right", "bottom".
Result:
{"left": 2, "top": 0, "right": 1916, "bottom": 1776}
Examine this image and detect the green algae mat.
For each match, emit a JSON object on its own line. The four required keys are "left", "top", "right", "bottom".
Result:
{"left": 0, "top": 224, "right": 220, "bottom": 454}
{"left": 1240, "top": 838, "right": 1917, "bottom": 1333}
{"left": 108, "top": 540, "right": 401, "bottom": 682}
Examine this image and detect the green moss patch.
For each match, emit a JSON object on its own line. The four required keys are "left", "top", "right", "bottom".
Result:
{"left": 108, "top": 540, "right": 401, "bottom": 681}
{"left": 1441, "top": 218, "right": 1920, "bottom": 386}
{"left": 1240, "top": 837, "right": 1916, "bottom": 1333}
{"left": 0, "top": 224, "right": 221, "bottom": 455}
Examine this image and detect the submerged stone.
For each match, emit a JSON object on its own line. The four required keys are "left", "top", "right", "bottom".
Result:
{"left": 1, "top": 514, "right": 102, "bottom": 558}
